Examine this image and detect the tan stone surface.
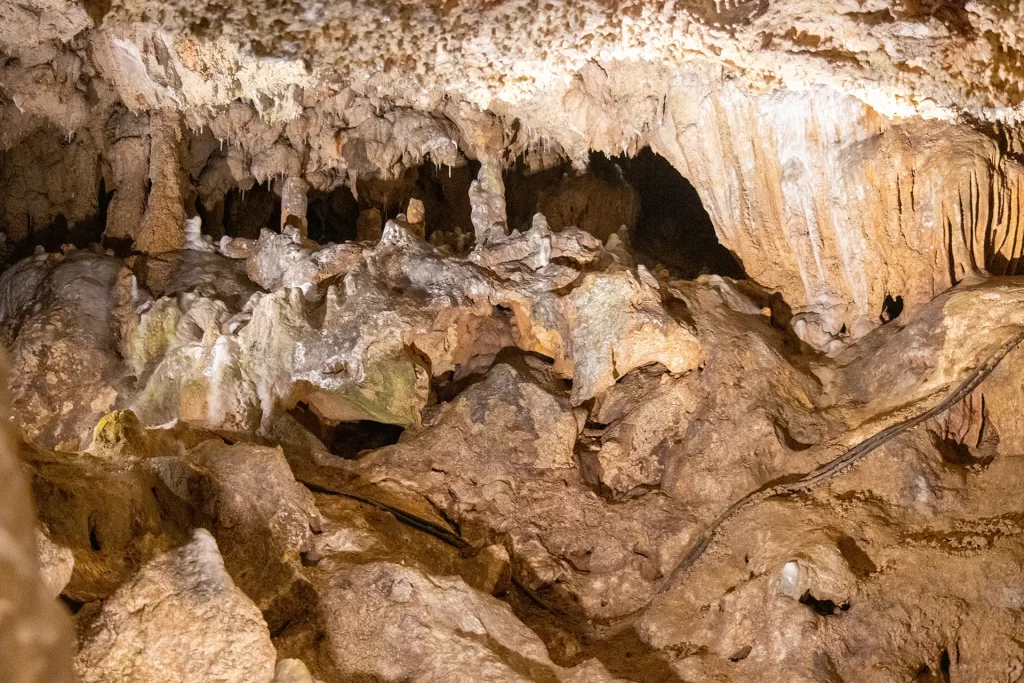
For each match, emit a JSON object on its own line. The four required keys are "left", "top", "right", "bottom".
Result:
{"left": 7, "top": 3, "right": 1024, "bottom": 680}
{"left": 0, "top": 354, "right": 75, "bottom": 683}
{"left": 74, "top": 529, "right": 277, "bottom": 683}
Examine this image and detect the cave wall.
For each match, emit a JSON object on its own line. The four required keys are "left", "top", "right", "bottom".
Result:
{"left": 3, "top": 1, "right": 1024, "bottom": 349}
{"left": 652, "top": 76, "right": 1024, "bottom": 349}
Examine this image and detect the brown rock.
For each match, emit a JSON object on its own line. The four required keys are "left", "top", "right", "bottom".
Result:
{"left": 74, "top": 529, "right": 277, "bottom": 683}
{"left": 356, "top": 207, "right": 383, "bottom": 242}
{"left": 135, "top": 110, "right": 188, "bottom": 254}
{"left": 280, "top": 176, "right": 310, "bottom": 237}
{"left": 149, "top": 439, "right": 321, "bottom": 629}
{"left": 0, "top": 252, "right": 134, "bottom": 451}
{"left": 0, "top": 355, "right": 75, "bottom": 683}
{"left": 313, "top": 561, "right": 620, "bottom": 682}
{"left": 406, "top": 196, "right": 426, "bottom": 238}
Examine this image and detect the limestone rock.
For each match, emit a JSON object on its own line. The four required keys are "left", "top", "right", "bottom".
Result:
{"left": 279, "top": 176, "right": 309, "bottom": 236}
{"left": 27, "top": 440, "right": 187, "bottom": 601}
{"left": 134, "top": 110, "right": 188, "bottom": 254}
{"left": 351, "top": 358, "right": 693, "bottom": 622}
{"left": 0, "top": 356, "right": 75, "bottom": 683}
{"left": 35, "top": 527, "right": 74, "bottom": 599}
{"left": 149, "top": 439, "right": 321, "bottom": 629}
{"left": 103, "top": 131, "right": 150, "bottom": 242}
{"left": 469, "top": 158, "right": 508, "bottom": 245}
{"left": 219, "top": 236, "right": 256, "bottom": 259}
{"left": 0, "top": 252, "right": 133, "bottom": 451}
{"left": 314, "top": 561, "right": 621, "bottom": 682}
{"left": 273, "top": 659, "right": 317, "bottom": 683}
{"left": 125, "top": 217, "right": 700, "bottom": 433}
{"left": 559, "top": 269, "right": 702, "bottom": 403}
{"left": 653, "top": 79, "right": 1024, "bottom": 351}
{"left": 246, "top": 226, "right": 364, "bottom": 291}
{"left": 74, "top": 529, "right": 276, "bottom": 683}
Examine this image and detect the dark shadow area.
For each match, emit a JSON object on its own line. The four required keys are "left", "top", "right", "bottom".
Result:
{"left": 8, "top": 178, "right": 111, "bottom": 264}
{"left": 307, "top": 185, "right": 360, "bottom": 243}
{"left": 799, "top": 590, "right": 850, "bottom": 616}
{"left": 356, "top": 161, "right": 477, "bottom": 240}
{"left": 289, "top": 402, "right": 404, "bottom": 459}
{"left": 603, "top": 148, "right": 745, "bottom": 279}
{"left": 503, "top": 156, "right": 574, "bottom": 233}
{"left": 929, "top": 431, "right": 997, "bottom": 468}
{"left": 880, "top": 293, "right": 904, "bottom": 323}
{"left": 222, "top": 183, "right": 279, "bottom": 239}
{"left": 504, "top": 148, "right": 745, "bottom": 280}
{"left": 836, "top": 535, "right": 877, "bottom": 576}
{"left": 327, "top": 421, "right": 405, "bottom": 459}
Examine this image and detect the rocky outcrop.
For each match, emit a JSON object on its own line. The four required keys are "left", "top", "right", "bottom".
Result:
{"left": 74, "top": 529, "right": 277, "bottom": 683}
{"left": 311, "top": 561, "right": 621, "bottom": 682}
{"left": 8, "top": 230, "right": 1024, "bottom": 681}
{"left": 4, "top": 1, "right": 1024, "bottom": 356}
{"left": 8, "top": 2, "right": 1024, "bottom": 680}
{"left": 652, "top": 76, "right": 1024, "bottom": 350}
{"left": 0, "top": 251, "right": 133, "bottom": 451}
{"left": 0, "top": 216, "right": 699, "bottom": 439}
{"left": 0, "top": 356, "right": 74, "bottom": 683}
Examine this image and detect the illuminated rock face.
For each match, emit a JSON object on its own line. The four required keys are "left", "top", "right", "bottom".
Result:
{"left": 6, "top": 2, "right": 1024, "bottom": 682}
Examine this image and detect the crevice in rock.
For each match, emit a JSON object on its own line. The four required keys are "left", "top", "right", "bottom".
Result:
{"left": 881, "top": 293, "right": 904, "bottom": 323}
{"left": 799, "top": 591, "right": 851, "bottom": 616}
{"left": 289, "top": 403, "right": 404, "bottom": 459}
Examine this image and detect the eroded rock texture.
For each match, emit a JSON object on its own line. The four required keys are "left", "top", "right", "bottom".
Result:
{"left": 7, "top": 1, "right": 1024, "bottom": 682}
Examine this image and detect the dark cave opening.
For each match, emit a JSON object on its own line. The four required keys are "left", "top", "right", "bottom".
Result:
{"left": 606, "top": 148, "right": 745, "bottom": 279}
{"left": 503, "top": 148, "right": 745, "bottom": 279}
{"left": 799, "top": 590, "right": 851, "bottom": 616}
{"left": 289, "top": 402, "right": 404, "bottom": 459}
{"left": 306, "top": 185, "right": 360, "bottom": 243}
{"left": 204, "top": 162, "right": 477, "bottom": 246}
{"left": 221, "top": 183, "right": 280, "bottom": 240}
{"left": 355, "top": 161, "right": 477, "bottom": 241}
{"left": 8, "top": 178, "right": 112, "bottom": 264}
{"left": 326, "top": 420, "right": 405, "bottom": 459}
{"left": 503, "top": 156, "right": 574, "bottom": 233}
{"left": 881, "top": 293, "right": 904, "bottom": 323}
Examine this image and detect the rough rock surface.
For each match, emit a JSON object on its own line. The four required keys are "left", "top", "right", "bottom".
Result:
{"left": 8, "top": 2, "right": 1024, "bottom": 681}
{"left": 5, "top": 1, "right": 1024, "bottom": 350}
{"left": 74, "top": 529, "right": 277, "bottom": 683}
{"left": 0, "top": 251, "right": 132, "bottom": 451}
{"left": 313, "top": 561, "right": 621, "bottom": 682}
{"left": 0, "top": 356, "right": 74, "bottom": 683}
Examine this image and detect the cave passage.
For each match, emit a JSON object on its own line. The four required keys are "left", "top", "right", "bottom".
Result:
{"left": 289, "top": 402, "right": 405, "bottom": 459}
{"left": 602, "top": 148, "right": 746, "bottom": 280}
{"left": 504, "top": 148, "right": 746, "bottom": 279}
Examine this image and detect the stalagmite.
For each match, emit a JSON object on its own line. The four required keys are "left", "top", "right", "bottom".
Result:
{"left": 134, "top": 110, "right": 187, "bottom": 254}
{"left": 103, "top": 113, "right": 150, "bottom": 243}
{"left": 406, "top": 197, "right": 425, "bottom": 239}
{"left": 468, "top": 157, "right": 507, "bottom": 246}
{"left": 280, "top": 177, "right": 309, "bottom": 237}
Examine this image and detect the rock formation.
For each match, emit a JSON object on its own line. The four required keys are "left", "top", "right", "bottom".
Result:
{"left": 5, "top": 1, "right": 1024, "bottom": 681}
